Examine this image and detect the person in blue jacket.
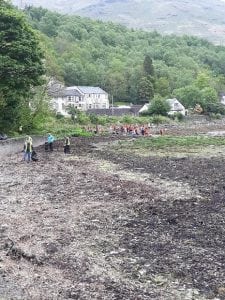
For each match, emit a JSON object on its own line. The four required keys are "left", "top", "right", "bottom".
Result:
{"left": 47, "top": 133, "right": 55, "bottom": 151}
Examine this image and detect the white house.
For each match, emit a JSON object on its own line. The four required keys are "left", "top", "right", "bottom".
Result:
{"left": 139, "top": 98, "right": 186, "bottom": 116}
{"left": 139, "top": 103, "right": 150, "bottom": 114}
{"left": 50, "top": 86, "right": 109, "bottom": 116}
{"left": 166, "top": 98, "right": 186, "bottom": 116}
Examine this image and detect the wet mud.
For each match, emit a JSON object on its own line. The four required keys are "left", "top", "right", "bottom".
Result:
{"left": 0, "top": 131, "right": 225, "bottom": 299}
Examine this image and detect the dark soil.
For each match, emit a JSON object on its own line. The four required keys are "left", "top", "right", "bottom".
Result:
{"left": 0, "top": 132, "right": 225, "bottom": 299}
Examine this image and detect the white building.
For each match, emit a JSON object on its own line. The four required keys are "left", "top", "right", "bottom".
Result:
{"left": 139, "top": 98, "right": 186, "bottom": 116}
{"left": 51, "top": 86, "right": 109, "bottom": 116}
{"left": 166, "top": 98, "right": 186, "bottom": 116}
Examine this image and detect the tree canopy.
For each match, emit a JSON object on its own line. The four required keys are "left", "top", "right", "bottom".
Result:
{"left": 0, "top": 1, "right": 44, "bottom": 132}
{"left": 24, "top": 6, "right": 225, "bottom": 110}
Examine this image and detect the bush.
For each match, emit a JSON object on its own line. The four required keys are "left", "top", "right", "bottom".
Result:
{"left": 122, "top": 115, "right": 133, "bottom": 123}
{"left": 56, "top": 112, "right": 64, "bottom": 119}
{"left": 71, "top": 128, "right": 92, "bottom": 137}
{"left": 151, "top": 115, "right": 171, "bottom": 124}
{"left": 77, "top": 112, "right": 90, "bottom": 125}
{"left": 216, "top": 113, "right": 222, "bottom": 119}
{"left": 98, "top": 116, "right": 109, "bottom": 126}
{"left": 170, "top": 112, "right": 184, "bottom": 121}
{"left": 89, "top": 114, "right": 99, "bottom": 124}
{"left": 204, "top": 102, "right": 225, "bottom": 115}
{"left": 148, "top": 98, "right": 170, "bottom": 116}
{"left": 209, "top": 112, "right": 222, "bottom": 120}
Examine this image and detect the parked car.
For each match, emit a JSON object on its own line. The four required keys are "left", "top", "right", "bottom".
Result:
{"left": 0, "top": 133, "right": 8, "bottom": 140}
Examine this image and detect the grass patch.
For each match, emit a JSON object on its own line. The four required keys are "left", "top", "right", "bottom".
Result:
{"left": 115, "top": 136, "right": 225, "bottom": 153}
{"left": 133, "top": 136, "right": 225, "bottom": 149}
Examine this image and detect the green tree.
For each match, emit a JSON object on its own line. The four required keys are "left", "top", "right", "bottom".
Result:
{"left": 23, "top": 6, "right": 225, "bottom": 110}
{"left": 155, "top": 77, "right": 170, "bottom": 97}
{"left": 173, "top": 85, "right": 202, "bottom": 108}
{"left": 67, "top": 105, "right": 79, "bottom": 123}
{"left": 201, "top": 87, "right": 218, "bottom": 104}
{"left": 138, "top": 76, "right": 154, "bottom": 103}
{"left": 144, "top": 54, "right": 154, "bottom": 77}
{"left": 195, "top": 72, "right": 211, "bottom": 90}
{"left": 148, "top": 97, "right": 170, "bottom": 116}
{"left": 0, "top": 1, "right": 44, "bottom": 132}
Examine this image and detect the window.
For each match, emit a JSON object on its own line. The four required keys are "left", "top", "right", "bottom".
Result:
{"left": 98, "top": 94, "right": 100, "bottom": 98}
{"left": 89, "top": 104, "right": 92, "bottom": 109}
{"left": 68, "top": 96, "right": 74, "bottom": 102}
{"left": 174, "top": 102, "right": 179, "bottom": 109}
{"left": 54, "top": 103, "right": 59, "bottom": 110}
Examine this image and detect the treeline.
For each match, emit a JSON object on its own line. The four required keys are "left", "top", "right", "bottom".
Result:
{"left": 24, "top": 6, "right": 225, "bottom": 109}
{"left": 2, "top": 3, "right": 225, "bottom": 133}
{"left": 0, "top": 1, "right": 44, "bottom": 133}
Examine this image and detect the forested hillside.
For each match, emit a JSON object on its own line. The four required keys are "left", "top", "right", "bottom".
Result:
{"left": 25, "top": 7, "right": 225, "bottom": 108}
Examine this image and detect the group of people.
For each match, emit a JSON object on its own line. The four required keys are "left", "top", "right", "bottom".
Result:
{"left": 23, "top": 134, "right": 71, "bottom": 163}
{"left": 109, "top": 124, "right": 152, "bottom": 136}
{"left": 85, "top": 124, "right": 165, "bottom": 136}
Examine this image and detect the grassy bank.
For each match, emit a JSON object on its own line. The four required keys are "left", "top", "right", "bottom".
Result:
{"left": 113, "top": 135, "right": 225, "bottom": 157}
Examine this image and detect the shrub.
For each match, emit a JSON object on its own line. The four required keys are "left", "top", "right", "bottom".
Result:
{"left": 56, "top": 113, "right": 64, "bottom": 119}
{"left": 151, "top": 115, "right": 170, "bottom": 124}
{"left": 122, "top": 115, "right": 133, "bottom": 124}
{"left": 148, "top": 98, "right": 170, "bottom": 116}
{"left": 174, "top": 112, "right": 184, "bottom": 121}
{"left": 204, "top": 102, "right": 225, "bottom": 115}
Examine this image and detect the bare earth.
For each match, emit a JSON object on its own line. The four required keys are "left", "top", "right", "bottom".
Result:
{"left": 1, "top": 125, "right": 225, "bottom": 299}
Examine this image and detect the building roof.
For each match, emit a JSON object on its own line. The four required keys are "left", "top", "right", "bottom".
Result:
{"left": 63, "top": 88, "right": 83, "bottom": 97}
{"left": 76, "top": 86, "right": 108, "bottom": 94}
{"left": 51, "top": 87, "right": 83, "bottom": 97}
{"left": 139, "top": 103, "right": 150, "bottom": 113}
{"left": 50, "top": 85, "right": 108, "bottom": 97}
{"left": 166, "top": 98, "right": 185, "bottom": 110}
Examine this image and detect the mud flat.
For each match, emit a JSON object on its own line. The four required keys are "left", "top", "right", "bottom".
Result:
{"left": 0, "top": 136, "right": 45, "bottom": 157}
{"left": 0, "top": 131, "right": 225, "bottom": 299}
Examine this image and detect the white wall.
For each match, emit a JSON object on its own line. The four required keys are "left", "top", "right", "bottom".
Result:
{"left": 52, "top": 92, "right": 109, "bottom": 114}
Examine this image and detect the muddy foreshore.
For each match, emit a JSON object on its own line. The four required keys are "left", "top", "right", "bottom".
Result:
{"left": 1, "top": 126, "right": 225, "bottom": 299}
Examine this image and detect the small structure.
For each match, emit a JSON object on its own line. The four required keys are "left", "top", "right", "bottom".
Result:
{"left": 50, "top": 85, "right": 109, "bottom": 116}
{"left": 139, "top": 98, "right": 186, "bottom": 116}
{"left": 138, "top": 103, "right": 149, "bottom": 114}
{"left": 166, "top": 98, "right": 186, "bottom": 116}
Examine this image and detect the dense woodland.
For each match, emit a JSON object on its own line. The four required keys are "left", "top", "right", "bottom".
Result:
{"left": 1, "top": 2, "right": 225, "bottom": 133}
{"left": 0, "top": 2, "right": 44, "bottom": 132}
{"left": 24, "top": 6, "right": 225, "bottom": 108}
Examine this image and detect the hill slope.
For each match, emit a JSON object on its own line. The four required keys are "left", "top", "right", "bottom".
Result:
{"left": 23, "top": 6, "right": 225, "bottom": 105}
{"left": 12, "top": 0, "right": 225, "bottom": 44}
